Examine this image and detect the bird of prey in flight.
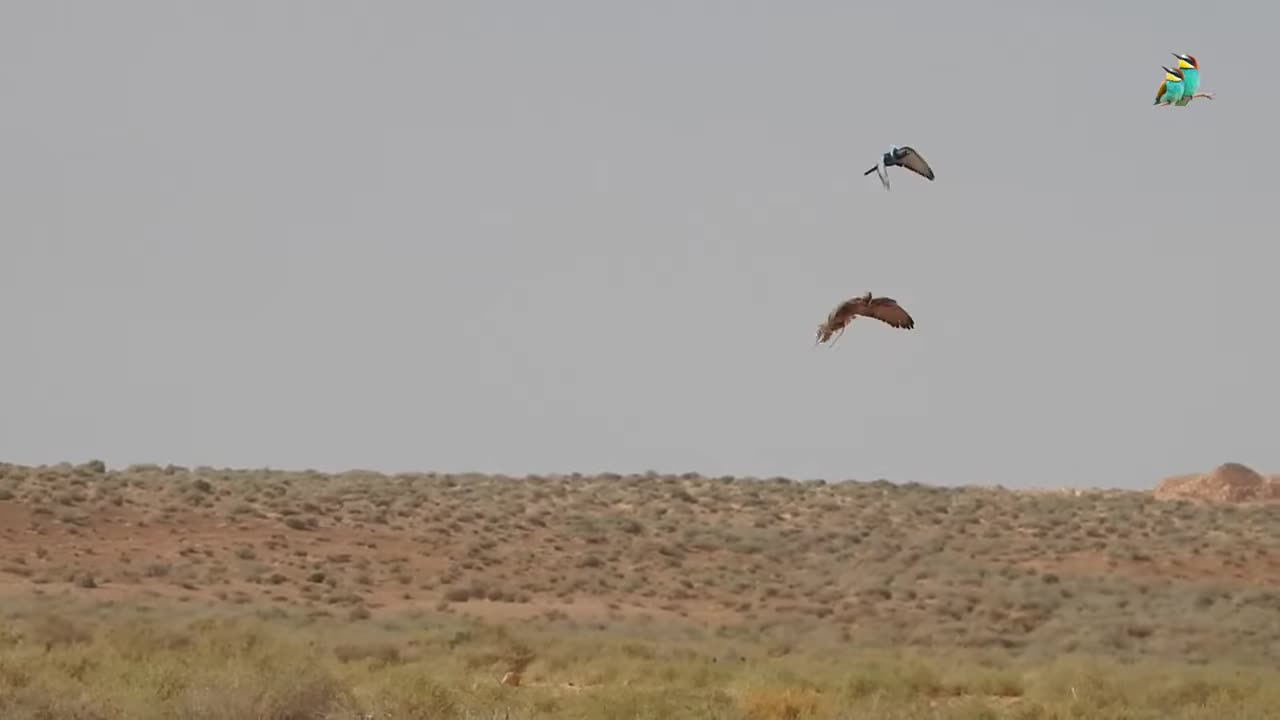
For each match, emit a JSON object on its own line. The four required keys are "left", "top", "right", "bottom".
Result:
{"left": 815, "top": 292, "right": 915, "bottom": 346}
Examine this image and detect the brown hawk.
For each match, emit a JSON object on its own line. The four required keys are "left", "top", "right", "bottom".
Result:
{"left": 815, "top": 292, "right": 915, "bottom": 346}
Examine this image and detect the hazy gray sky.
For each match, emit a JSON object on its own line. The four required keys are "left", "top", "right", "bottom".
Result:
{"left": 2, "top": 2, "right": 1276, "bottom": 489}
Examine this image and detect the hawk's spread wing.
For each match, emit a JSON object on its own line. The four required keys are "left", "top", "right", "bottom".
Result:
{"left": 861, "top": 297, "right": 915, "bottom": 329}
{"left": 894, "top": 147, "right": 935, "bottom": 181}
{"left": 827, "top": 298, "right": 866, "bottom": 327}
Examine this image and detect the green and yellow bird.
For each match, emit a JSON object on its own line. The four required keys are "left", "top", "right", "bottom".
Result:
{"left": 1154, "top": 65, "right": 1185, "bottom": 106}
{"left": 1171, "top": 53, "right": 1214, "bottom": 105}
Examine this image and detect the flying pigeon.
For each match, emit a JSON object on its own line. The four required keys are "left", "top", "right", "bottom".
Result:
{"left": 863, "top": 145, "right": 935, "bottom": 190}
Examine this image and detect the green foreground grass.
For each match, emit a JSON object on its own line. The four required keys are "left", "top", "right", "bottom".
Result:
{"left": 3, "top": 598, "right": 1279, "bottom": 720}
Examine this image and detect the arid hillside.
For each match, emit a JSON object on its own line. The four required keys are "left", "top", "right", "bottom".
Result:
{"left": 1154, "top": 462, "right": 1280, "bottom": 503}
{"left": 3, "top": 460, "right": 1280, "bottom": 663}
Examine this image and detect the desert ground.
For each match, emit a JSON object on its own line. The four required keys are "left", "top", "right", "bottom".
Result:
{"left": 3, "top": 460, "right": 1280, "bottom": 719}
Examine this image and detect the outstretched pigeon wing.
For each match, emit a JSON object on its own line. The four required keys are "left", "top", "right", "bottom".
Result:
{"left": 894, "top": 147, "right": 935, "bottom": 181}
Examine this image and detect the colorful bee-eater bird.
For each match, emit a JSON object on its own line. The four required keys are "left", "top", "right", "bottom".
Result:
{"left": 1171, "top": 53, "right": 1214, "bottom": 104}
{"left": 1154, "top": 66, "right": 1185, "bottom": 106}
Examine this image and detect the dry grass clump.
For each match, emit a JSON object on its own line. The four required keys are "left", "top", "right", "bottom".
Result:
{"left": 740, "top": 686, "right": 822, "bottom": 719}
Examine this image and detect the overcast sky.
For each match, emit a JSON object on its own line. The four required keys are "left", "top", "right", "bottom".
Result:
{"left": 1, "top": 1, "right": 1276, "bottom": 489}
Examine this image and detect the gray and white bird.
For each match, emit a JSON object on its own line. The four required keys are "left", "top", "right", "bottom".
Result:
{"left": 863, "top": 145, "right": 935, "bottom": 190}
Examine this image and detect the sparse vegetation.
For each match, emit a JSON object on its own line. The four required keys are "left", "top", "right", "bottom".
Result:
{"left": 2, "top": 460, "right": 1280, "bottom": 717}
